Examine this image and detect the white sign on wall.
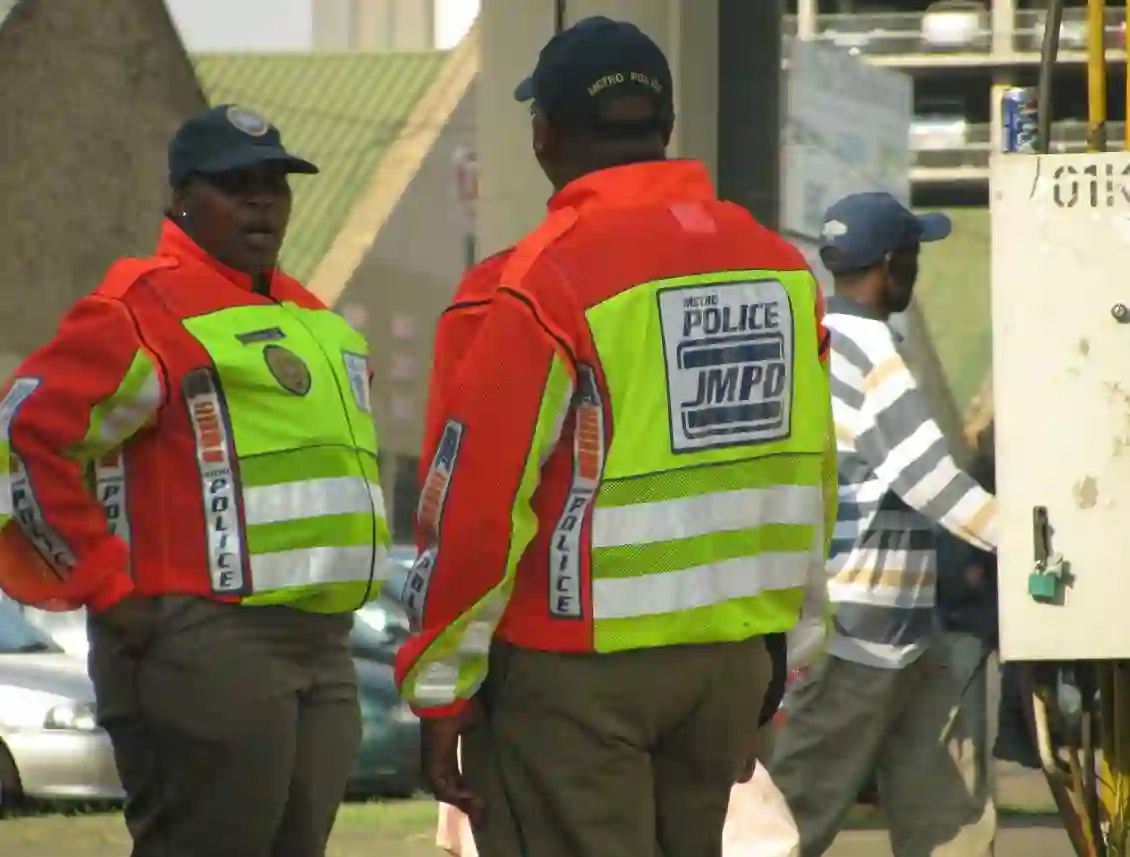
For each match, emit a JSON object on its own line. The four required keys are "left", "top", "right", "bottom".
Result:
{"left": 781, "top": 41, "right": 912, "bottom": 242}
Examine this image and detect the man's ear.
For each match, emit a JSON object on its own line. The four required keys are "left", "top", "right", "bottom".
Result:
{"left": 532, "top": 111, "right": 552, "bottom": 155}
{"left": 170, "top": 188, "right": 187, "bottom": 219}
{"left": 874, "top": 254, "right": 889, "bottom": 282}
{"left": 171, "top": 177, "right": 198, "bottom": 218}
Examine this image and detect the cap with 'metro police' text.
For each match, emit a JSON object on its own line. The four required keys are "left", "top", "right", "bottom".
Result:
{"left": 513, "top": 16, "right": 675, "bottom": 136}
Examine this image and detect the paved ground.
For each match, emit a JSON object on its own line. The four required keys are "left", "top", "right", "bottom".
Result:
{"left": 828, "top": 819, "right": 1073, "bottom": 857}
{"left": 827, "top": 762, "right": 1075, "bottom": 857}
{"left": 0, "top": 764, "right": 1082, "bottom": 857}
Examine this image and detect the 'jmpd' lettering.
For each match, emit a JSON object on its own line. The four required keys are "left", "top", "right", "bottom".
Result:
{"left": 683, "top": 302, "right": 780, "bottom": 337}
{"left": 687, "top": 364, "right": 787, "bottom": 407}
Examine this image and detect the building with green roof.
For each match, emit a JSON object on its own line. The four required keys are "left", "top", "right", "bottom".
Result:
{"left": 193, "top": 51, "right": 451, "bottom": 283}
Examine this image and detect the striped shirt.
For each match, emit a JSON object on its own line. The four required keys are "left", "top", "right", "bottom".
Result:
{"left": 825, "top": 297, "right": 998, "bottom": 669}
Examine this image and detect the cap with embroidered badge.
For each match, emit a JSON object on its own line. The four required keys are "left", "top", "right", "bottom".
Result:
{"left": 819, "top": 192, "right": 951, "bottom": 274}
{"left": 513, "top": 15, "right": 675, "bottom": 136}
{"left": 167, "top": 104, "right": 319, "bottom": 188}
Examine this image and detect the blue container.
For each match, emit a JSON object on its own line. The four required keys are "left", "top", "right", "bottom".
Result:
{"left": 1001, "top": 87, "right": 1039, "bottom": 153}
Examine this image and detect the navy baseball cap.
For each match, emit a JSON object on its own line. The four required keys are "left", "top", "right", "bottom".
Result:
{"left": 819, "top": 192, "right": 951, "bottom": 274}
{"left": 168, "top": 104, "right": 319, "bottom": 188}
{"left": 513, "top": 16, "right": 674, "bottom": 135}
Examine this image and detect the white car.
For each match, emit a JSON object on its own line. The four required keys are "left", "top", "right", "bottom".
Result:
{"left": 354, "top": 545, "right": 414, "bottom": 659}
{"left": 21, "top": 607, "right": 88, "bottom": 661}
{"left": 0, "top": 601, "right": 121, "bottom": 806}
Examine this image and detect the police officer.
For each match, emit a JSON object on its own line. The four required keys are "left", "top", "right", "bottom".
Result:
{"left": 0, "top": 104, "right": 390, "bottom": 857}
{"left": 392, "top": 18, "right": 836, "bottom": 857}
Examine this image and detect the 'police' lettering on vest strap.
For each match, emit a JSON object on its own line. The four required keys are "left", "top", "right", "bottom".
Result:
{"left": 658, "top": 278, "right": 795, "bottom": 452}
{"left": 95, "top": 448, "right": 132, "bottom": 554}
{"left": 184, "top": 369, "right": 247, "bottom": 594}
{"left": 548, "top": 366, "right": 604, "bottom": 619}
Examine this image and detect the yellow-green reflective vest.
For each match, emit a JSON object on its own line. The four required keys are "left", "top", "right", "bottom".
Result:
{"left": 176, "top": 302, "right": 390, "bottom": 612}
{"left": 569, "top": 269, "right": 829, "bottom": 652}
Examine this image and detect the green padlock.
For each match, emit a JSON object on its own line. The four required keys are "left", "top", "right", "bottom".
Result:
{"left": 1028, "top": 570, "right": 1060, "bottom": 601}
{"left": 1029, "top": 552, "right": 1064, "bottom": 602}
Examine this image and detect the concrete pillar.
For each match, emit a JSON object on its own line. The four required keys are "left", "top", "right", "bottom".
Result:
{"left": 312, "top": 0, "right": 352, "bottom": 49}
{"left": 797, "top": 0, "right": 818, "bottom": 40}
{"left": 476, "top": 0, "right": 554, "bottom": 257}
{"left": 476, "top": 0, "right": 720, "bottom": 257}
{"left": 991, "top": 0, "right": 1015, "bottom": 58}
{"left": 990, "top": 78, "right": 1011, "bottom": 155}
{"left": 718, "top": 0, "right": 780, "bottom": 227}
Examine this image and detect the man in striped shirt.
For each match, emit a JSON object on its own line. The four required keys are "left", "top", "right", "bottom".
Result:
{"left": 769, "top": 192, "right": 998, "bottom": 857}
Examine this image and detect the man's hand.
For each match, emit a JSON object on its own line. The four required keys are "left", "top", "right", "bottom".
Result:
{"left": 421, "top": 697, "right": 486, "bottom": 825}
{"left": 737, "top": 632, "right": 789, "bottom": 784}
{"left": 94, "top": 595, "right": 160, "bottom": 656}
{"left": 737, "top": 733, "right": 762, "bottom": 784}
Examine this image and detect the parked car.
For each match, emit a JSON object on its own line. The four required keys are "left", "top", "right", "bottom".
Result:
{"left": 350, "top": 600, "right": 408, "bottom": 666}
{"left": 0, "top": 600, "right": 122, "bottom": 807}
{"left": 21, "top": 606, "right": 87, "bottom": 661}
{"left": 351, "top": 657, "right": 420, "bottom": 797}
{"left": 352, "top": 544, "right": 415, "bottom": 664}
{"left": 17, "top": 597, "right": 421, "bottom": 798}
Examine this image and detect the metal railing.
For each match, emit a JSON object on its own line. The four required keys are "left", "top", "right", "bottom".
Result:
{"left": 909, "top": 120, "right": 1127, "bottom": 171}
{"left": 781, "top": 7, "right": 1125, "bottom": 57}
{"left": 1014, "top": 7, "right": 1125, "bottom": 53}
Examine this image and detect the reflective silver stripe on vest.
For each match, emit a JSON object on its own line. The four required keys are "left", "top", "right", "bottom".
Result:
{"left": 250, "top": 543, "right": 387, "bottom": 593}
{"left": 0, "top": 378, "right": 40, "bottom": 519}
{"left": 589, "top": 484, "right": 822, "bottom": 620}
{"left": 183, "top": 369, "right": 245, "bottom": 594}
{"left": 404, "top": 599, "right": 504, "bottom": 708}
{"left": 243, "top": 477, "right": 385, "bottom": 526}
{"left": 96, "top": 372, "right": 162, "bottom": 446}
{"left": 592, "top": 552, "right": 809, "bottom": 620}
{"left": 11, "top": 454, "right": 75, "bottom": 572}
{"left": 592, "top": 484, "right": 822, "bottom": 548}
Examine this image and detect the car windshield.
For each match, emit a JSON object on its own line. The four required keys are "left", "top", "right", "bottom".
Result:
{"left": 0, "top": 600, "right": 64, "bottom": 654}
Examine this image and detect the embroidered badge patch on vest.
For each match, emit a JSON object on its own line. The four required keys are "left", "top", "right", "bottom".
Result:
{"left": 263, "top": 345, "right": 312, "bottom": 396}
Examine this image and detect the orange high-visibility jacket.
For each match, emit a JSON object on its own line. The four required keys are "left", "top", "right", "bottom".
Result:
{"left": 395, "top": 161, "right": 831, "bottom": 716}
{"left": 414, "top": 247, "right": 513, "bottom": 532}
{"left": 0, "top": 220, "right": 380, "bottom": 613}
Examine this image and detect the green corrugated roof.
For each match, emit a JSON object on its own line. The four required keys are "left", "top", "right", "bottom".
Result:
{"left": 191, "top": 51, "right": 450, "bottom": 281}
{"left": 914, "top": 206, "right": 991, "bottom": 412}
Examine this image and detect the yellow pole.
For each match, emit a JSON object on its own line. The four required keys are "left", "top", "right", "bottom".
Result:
{"left": 1082, "top": 10, "right": 1130, "bottom": 854}
{"left": 1087, "top": 0, "right": 1108, "bottom": 150}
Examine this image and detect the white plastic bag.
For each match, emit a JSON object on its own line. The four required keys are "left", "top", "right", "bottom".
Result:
{"left": 436, "top": 800, "right": 477, "bottom": 857}
{"left": 436, "top": 764, "right": 800, "bottom": 857}
{"left": 722, "top": 764, "right": 801, "bottom": 857}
